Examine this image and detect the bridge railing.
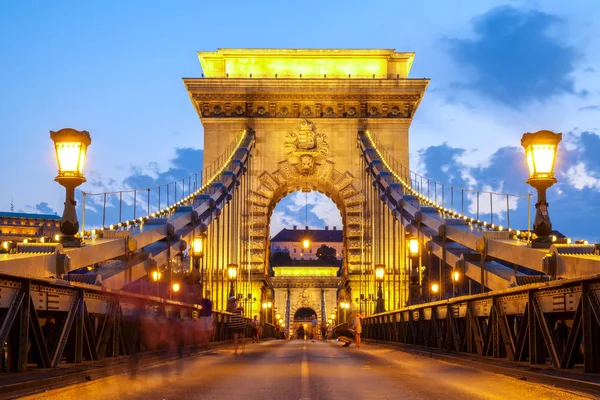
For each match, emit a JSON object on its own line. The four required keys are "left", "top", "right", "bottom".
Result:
{"left": 364, "top": 131, "right": 530, "bottom": 232}
{"left": 0, "top": 272, "right": 268, "bottom": 373}
{"left": 362, "top": 273, "right": 600, "bottom": 374}
{"left": 80, "top": 129, "right": 248, "bottom": 234}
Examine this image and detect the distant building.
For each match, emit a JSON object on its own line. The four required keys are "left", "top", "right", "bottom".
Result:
{"left": 270, "top": 226, "right": 342, "bottom": 261}
{"left": 0, "top": 211, "right": 61, "bottom": 243}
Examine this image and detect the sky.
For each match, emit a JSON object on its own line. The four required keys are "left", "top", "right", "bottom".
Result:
{"left": 1, "top": 1, "right": 599, "bottom": 242}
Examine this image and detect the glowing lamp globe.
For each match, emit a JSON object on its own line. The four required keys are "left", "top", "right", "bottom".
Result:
{"left": 431, "top": 283, "right": 440, "bottom": 294}
{"left": 521, "top": 130, "right": 561, "bottom": 184}
{"left": 172, "top": 282, "right": 180, "bottom": 292}
{"left": 51, "top": 128, "right": 91, "bottom": 182}
{"left": 408, "top": 238, "right": 419, "bottom": 257}
{"left": 227, "top": 263, "right": 238, "bottom": 281}
{"left": 192, "top": 235, "right": 205, "bottom": 258}
{"left": 302, "top": 239, "right": 310, "bottom": 249}
{"left": 375, "top": 264, "right": 385, "bottom": 282}
{"left": 452, "top": 271, "right": 460, "bottom": 282}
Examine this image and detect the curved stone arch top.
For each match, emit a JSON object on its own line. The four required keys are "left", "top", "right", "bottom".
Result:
{"left": 290, "top": 303, "right": 322, "bottom": 323}
{"left": 248, "top": 158, "right": 366, "bottom": 274}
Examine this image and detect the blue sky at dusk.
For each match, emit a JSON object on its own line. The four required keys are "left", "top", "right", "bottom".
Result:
{"left": 1, "top": 1, "right": 599, "bottom": 242}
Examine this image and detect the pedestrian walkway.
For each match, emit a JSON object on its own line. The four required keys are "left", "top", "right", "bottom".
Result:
{"left": 15, "top": 341, "right": 595, "bottom": 399}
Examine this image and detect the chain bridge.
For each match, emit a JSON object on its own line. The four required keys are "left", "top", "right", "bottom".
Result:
{"left": 1, "top": 49, "right": 600, "bottom": 399}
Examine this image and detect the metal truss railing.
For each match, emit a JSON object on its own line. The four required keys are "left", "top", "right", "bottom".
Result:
{"left": 363, "top": 130, "right": 531, "bottom": 233}
{"left": 80, "top": 129, "right": 249, "bottom": 235}
{"left": 0, "top": 273, "right": 266, "bottom": 374}
{"left": 362, "top": 274, "right": 600, "bottom": 374}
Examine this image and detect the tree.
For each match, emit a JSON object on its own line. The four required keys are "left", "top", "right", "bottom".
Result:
{"left": 271, "top": 250, "right": 292, "bottom": 265}
{"left": 316, "top": 244, "right": 337, "bottom": 264}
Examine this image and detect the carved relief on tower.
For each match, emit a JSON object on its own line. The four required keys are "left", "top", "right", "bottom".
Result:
{"left": 284, "top": 120, "right": 329, "bottom": 176}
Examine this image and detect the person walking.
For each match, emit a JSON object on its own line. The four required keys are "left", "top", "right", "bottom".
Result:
{"left": 251, "top": 315, "right": 260, "bottom": 343}
{"left": 228, "top": 297, "right": 246, "bottom": 355}
{"left": 200, "top": 291, "right": 213, "bottom": 348}
{"left": 310, "top": 314, "right": 318, "bottom": 342}
{"left": 349, "top": 313, "right": 363, "bottom": 347}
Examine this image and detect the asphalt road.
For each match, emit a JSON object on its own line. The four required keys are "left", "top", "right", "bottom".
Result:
{"left": 20, "top": 340, "right": 593, "bottom": 400}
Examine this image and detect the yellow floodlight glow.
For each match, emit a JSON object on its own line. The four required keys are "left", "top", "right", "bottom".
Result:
{"left": 431, "top": 283, "right": 440, "bottom": 294}
{"left": 408, "top": 238, "right": 419, "bottom": 257}
{"left": 152, "top": 271, "right": 161, "bottom": 281}
{"left": 172, "top": 282, "right": 180, "bottom": 293}
{"left": 302, "top": 239, "right": 310, "bottom": 249}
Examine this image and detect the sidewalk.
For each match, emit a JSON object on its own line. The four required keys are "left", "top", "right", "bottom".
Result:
{"left": 0, "top": 342, "right": 232, "bottom": 399}
{"left": 365, "top": 339, "right": 600, "bottom": 397}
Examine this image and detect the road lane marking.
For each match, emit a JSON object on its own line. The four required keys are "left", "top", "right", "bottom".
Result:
{"left": 300, "top": 344, "right": 311, "bottom": 400}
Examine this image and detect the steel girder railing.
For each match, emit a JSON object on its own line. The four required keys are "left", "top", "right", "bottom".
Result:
{"left": 0, "top": 272, "right": 263, "bottom": 373}
{"left": 358, "top": 131, "right": 600, "bottom": 291}
{"left": 0, "top": 129, "right": 255, "bottom": 286}
{"left": 362, "top": 274, "right": 600, "bottom": 373}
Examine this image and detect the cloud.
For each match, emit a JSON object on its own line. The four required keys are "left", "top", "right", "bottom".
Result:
{"left": 579, "top": 105, "right": 600, "bottom": 111}
{"left": 446, "top": 6, "right": 580, "bottom": 107}
{"left": 35, "top": 202, "right": 58, "bottom": 215}
{"left": 77, "top": 147, "right": 204, "bottom": 228}
{"left": 270, "top": 192, "right": 342, "bottom": 237}
{"left": 417, "top": 130, "right": 600, "bottom": 242}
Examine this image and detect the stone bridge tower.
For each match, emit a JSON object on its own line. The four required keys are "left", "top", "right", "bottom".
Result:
{"left": 184, "top": 49, "right": 428, "bottom": 317}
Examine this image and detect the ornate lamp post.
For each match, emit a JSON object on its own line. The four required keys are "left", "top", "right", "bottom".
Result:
{"left": 191, "top": 234, "right": 205, "bottom": 295}
{"left": 407, "top": 238, "right": 420, "bottom": 305}
{"left": 374, "top": 264, "right": 386, "bottom": 314}
{"left": 521, "top": 130, "right": 562, "bottom": 246}
{"left": 227, "top": 263, "right": 238, "bottom": 298}
{"left": 50, "top": 128, "right": 91, "bottom": 247}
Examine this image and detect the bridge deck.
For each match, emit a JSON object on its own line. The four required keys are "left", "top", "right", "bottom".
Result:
{"left": 15, "top": 340, "right": 593, "bottom": 400}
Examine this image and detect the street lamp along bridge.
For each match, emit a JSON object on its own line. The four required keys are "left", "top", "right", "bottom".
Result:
{"left": 0, "top": 49, "right": 599, "bottom": 375}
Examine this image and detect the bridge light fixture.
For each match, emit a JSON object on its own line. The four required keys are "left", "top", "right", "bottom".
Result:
{"left": 152, "top": 271, "right": 161, "bottom": 281}
{"left": 452, "top": 270, "right": 460, "bottom": 282}
{"left": 267, "top": 301, "right": 273, "bottom": 308}
{"left": 51, "top": 128, "right": 91, "bottom": 248}
{"left": 262, "top": 302, "right": 267, "bottom": 309}
{"left": 375, "top": 264, "right": 385, "bottom": 281}
{"left": 375, "top": 264, "right": 386, "bottom": 313}
{"left": 302, "top": 239, "right": 310, "bottom": 249}
{"left": 431, "top": 282, "right": 440, "bottom": 294}
{"left": 227, "top": 263, "right": 238, "bottom": 297}
{"left": 54, "top": 234, "right": 60, "bottom": 242}
{"left": 408, "top": 238, "right": 419, "bottom": 257}
{"left": 172, "top": 282, "right": 180, "bottom": 292}
{"left": 192, "top": 234, "right": 205, "bottom": 258}
{"left": 2, "top": 241, "right": 8, "bottom": 250}
{"left": 521, "top": 130, "right": 562, "bottom": 244}
{"left": 276, "top": 313, "right": 281, "bottom": 320}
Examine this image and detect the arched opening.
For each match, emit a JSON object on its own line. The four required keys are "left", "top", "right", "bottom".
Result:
{"left": 269, "top": 191, "right": 343, "bottom": 262}
{"left": 294, "top": 307, "right": 317, "bottom": 322}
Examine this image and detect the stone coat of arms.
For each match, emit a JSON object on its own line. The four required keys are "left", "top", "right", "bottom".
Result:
{"left": 284, "top": 120, "right": 329, "bottom": 175}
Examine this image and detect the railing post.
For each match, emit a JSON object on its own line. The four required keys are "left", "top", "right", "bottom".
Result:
{"left": 506, "top": 194, "right": 510, "bottom": 229}
{"left": 147, "top": 188, "right": 150, "bottom": 216}
{"left": 119, "top": 192, "right": 123, "bottom": 223}
{"left": 102, "top": 193, "right": 107, "bottom": 229}
{"left": 81, "top": 192, "right": 86, "bottom": 239}
{"left": 133, "top": 190, "right": 137, "bottom": 220}
{"left": 476, "top": 191, "right": 480, "bottom": 221}
{"left": 490, "top": 193, "right": 494, "bottom": 225}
